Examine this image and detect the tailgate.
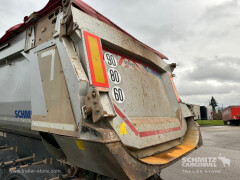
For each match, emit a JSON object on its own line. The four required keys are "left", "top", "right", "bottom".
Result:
{"left": 103, "top": 50, "right": 187, "bottom": 149}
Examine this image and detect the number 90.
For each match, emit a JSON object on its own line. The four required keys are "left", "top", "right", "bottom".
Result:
{"left": 104, "top": 53, "right": 117, "bottom": 67}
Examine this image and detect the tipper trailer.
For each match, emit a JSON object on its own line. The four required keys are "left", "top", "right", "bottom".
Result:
{"left": 0, "top": 0, "right": 202, "bottom": 179}
{"left": 222, "top": 106, "right": 240, "bottom": 125}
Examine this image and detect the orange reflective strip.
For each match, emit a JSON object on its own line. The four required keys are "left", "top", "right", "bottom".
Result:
{"left": 84, "top": 31, "right": 109, "bottom": 88}
{"left": 169, "top": 73, "right": 181, "bottom": 102}
{"left": 140, "top": 144, "right": 194, "bottom": 164}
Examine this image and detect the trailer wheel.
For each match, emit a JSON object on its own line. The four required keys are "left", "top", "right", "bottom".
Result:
{"left": 6, "top": 174, "right": 27, "bottom": 180}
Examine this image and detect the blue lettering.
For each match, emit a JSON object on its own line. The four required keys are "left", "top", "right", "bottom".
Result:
{"left": 19, "top": 110, "right": 23, "bottom": 118}
{"left": 15, "top": 111, "right": 18, "bottom": 118}
{"left": 25, "top": 111, "right": 30, "bottom": 119}
{"left": 14, "top": 110, "right": 32, "bottom": 119}
{"left": 23, "top": 111, "right": 26, "bottom": 118}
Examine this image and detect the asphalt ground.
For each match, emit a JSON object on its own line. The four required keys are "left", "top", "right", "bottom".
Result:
{"left": 161, "top": 125, "right": 240, "bottom": 180}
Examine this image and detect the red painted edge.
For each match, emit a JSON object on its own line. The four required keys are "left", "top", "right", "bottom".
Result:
{"left": 113, "top": 104, "right": 182, "bottom": 137}
{"left": 139, "top": 127, "right": 181, "bottom": 137}
{"left": 103, "top": 47, "right": 161, "bottom": 76}
{"left": 113, "top": 104, "right": 139, "bottom": 136}
{"left": 84, "top": 31, "right": 109, "bottom": 88}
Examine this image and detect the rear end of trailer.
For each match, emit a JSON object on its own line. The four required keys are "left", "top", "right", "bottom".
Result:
{"left": 200, "top": 106, "right": 207, "bottom": 120}
{"left": 192, "top": 105, "right": 201, "bottom": 120}
{"left": 0, "top": 0, "right": 202, "bottom": 179}
{"left": 206, "top": 106, "right": 213, "bottom": 120}
{"left": 222, "top": 106, "right": 240, "bottom": 125}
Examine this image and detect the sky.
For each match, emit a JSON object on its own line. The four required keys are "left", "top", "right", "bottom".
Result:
{"left": 0, "top": 0, "right": 239, "bottom": 107}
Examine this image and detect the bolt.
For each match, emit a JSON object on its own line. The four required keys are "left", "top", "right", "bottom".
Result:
{"left": 62, "top": 0, "right": 70, "bottom": 7}
{"left": 67, "top": 167, "right": 72, "bottom": 175}
{"left": 95, "top": 108, "right": 100, "bottom": 115}
{"left": 95, "top": 108, "right": 100, "bottom": 112}
{"left": 84, "top": 107, "right": 92, "bottom": 115}
{"left": 87, "top": 96, "right": 90, "bottom": 100}
{"left": 92, "top": 91, "right": 96, "bottom": 98}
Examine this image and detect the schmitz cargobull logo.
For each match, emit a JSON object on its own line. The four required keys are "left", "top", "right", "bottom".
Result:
{"left": 182, "top": 154, "right": 230, "bottom": 168}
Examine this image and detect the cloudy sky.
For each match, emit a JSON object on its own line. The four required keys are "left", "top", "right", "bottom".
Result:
{"left": 0, "top": 0, "right": 239, "bottom": 107}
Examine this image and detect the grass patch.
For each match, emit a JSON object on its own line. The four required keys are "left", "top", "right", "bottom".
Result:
{"left": 197, "top": 120, "right": 224, "bottom": 126}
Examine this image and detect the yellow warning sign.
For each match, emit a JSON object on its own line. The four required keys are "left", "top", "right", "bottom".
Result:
{"left": 119, "top": 123, "right": 127, "bottom": 135}
{"left": 75, "top": 140, "right": 86, "bottom": 150}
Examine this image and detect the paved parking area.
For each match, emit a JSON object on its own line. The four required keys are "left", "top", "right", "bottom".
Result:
{"left": 161, "top": 126, "right": 240, "bottom": 180}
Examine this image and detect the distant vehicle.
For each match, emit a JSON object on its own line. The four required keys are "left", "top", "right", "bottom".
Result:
{"left": 200, "top": 106, "right": 207, "bottom": 120}
{"left": 192, "top": 105, "right": 201, "bottom": 120}
{"left": 206, "top": 106, "right": 213, "bottom": 120}
{"left": 222, "top": 106, "right": 240, "bottom": 125}
{"left": 199, "top": 106, "right": 213, "bottom": 120}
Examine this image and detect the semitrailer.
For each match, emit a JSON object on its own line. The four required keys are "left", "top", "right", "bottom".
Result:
{"left": 200, "top": 106, "right": 207, "bottom": 120}
{"left": 222, "top": 106, "right": 240, "bottom": 125}
{"left": 0, "top": 0, "right": 202, "bottom": 179}
{"left": 192, "top": 104, "right": 201, "bottom": 120}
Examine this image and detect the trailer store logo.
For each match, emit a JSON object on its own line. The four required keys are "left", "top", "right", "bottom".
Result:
{"left": 182, "top": 154, "right": 230, "bottom": 169}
